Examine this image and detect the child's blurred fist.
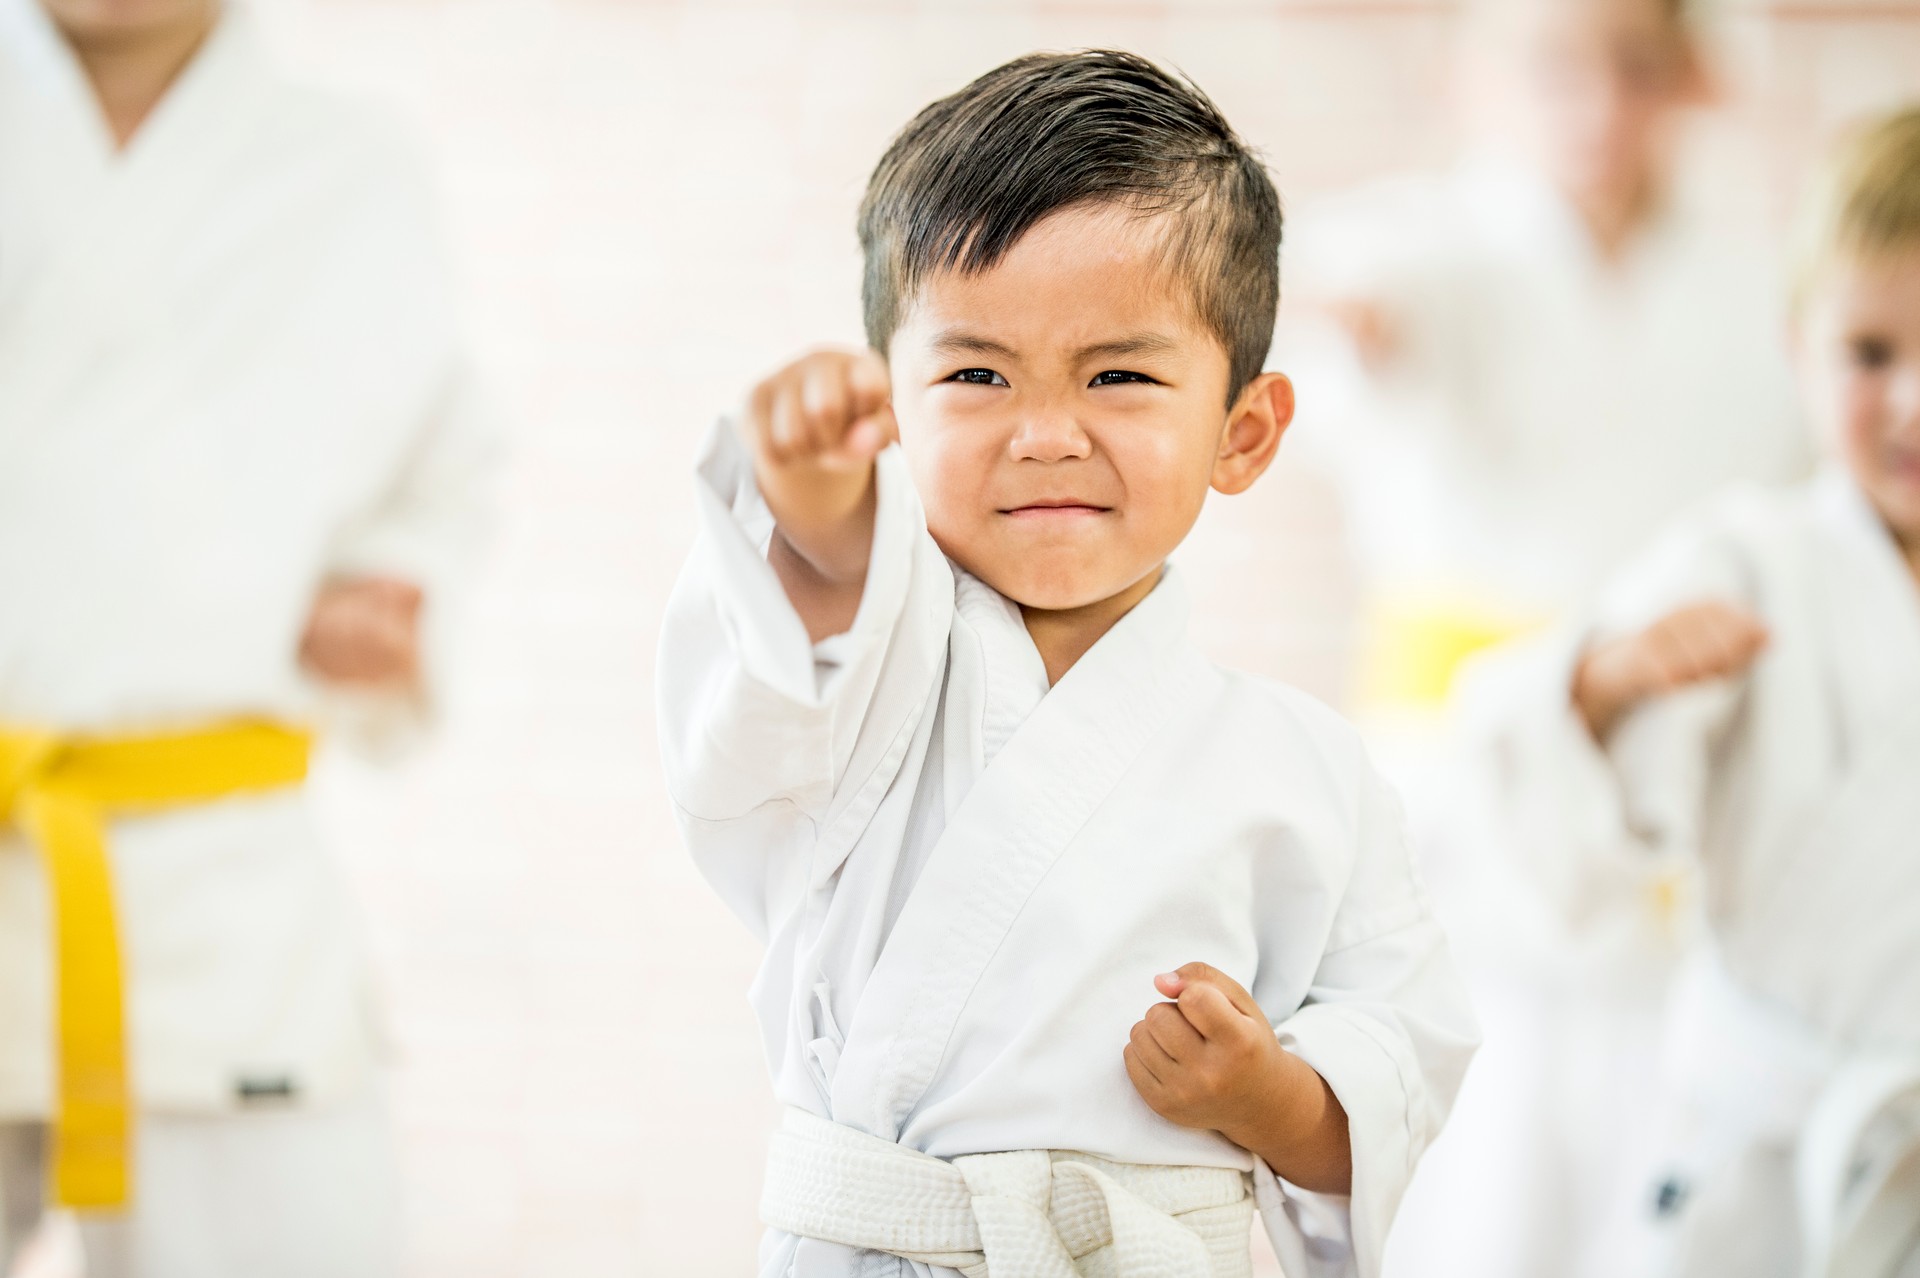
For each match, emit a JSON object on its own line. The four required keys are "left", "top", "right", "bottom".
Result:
{"left": 743, "top": 347, "right": 897, "bottom": 475}
{"left": 1123, "top": 963, "right": 1289, "bottom": 1141}
{"left": 299, "top": 576, "right": 423, "bottom": 688}
{"left": 1573, "top": 600, "right": 1769, "bottom": 741}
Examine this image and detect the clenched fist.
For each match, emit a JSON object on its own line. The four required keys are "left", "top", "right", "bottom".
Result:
{"left": 745, "top": 346, "right": 897, "bottom": 478}
{"left": 1573, "top": 600, "right": 1769, "bottom": 741}
{"left": 1124, "top": 962, "right": 1352, "bottom": 1194}
{"left": 299, "top": 577, "right": 423, "bottom": 689}
{"left": 741, "top": 348, "right": 899, "bottom": 640}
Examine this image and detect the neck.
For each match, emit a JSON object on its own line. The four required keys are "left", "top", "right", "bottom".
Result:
{"left": 1020, "top": 566, "right": 1163, "bottom": 686}
{"left": 1573, "top": 174, "right": 1658, "bottom": 262}
{"left": 55, "top": 3, "right": 219, "bottom": 149}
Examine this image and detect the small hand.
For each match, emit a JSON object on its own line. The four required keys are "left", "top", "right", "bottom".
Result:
{"left": 1123, "top": 962, "right": 1289, "bottom": 1142}
{"left": 1124, "top": 962, "right": 1353, "bottom": 1194}
{"left": 744, "top": 346, "right": 897, "bottom": 479}
{"left": 1322, "top": 295, "right": 1400, "bottom": 371}
{"left": 742, "top": 348, "right": 898, "bottom": 639}
{"left": 1573, "top": 600, "right": 1769, "bottom": 740}
{"left": 744, "top": 348, "right": 898, "bottom": 578}
{"left": 298, "top": 577, "right": 423, "bottom": 688}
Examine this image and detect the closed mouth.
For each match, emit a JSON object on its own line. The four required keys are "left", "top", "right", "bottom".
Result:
{"left": 1000, "top": 501, "right": 1112, "bottom": 516}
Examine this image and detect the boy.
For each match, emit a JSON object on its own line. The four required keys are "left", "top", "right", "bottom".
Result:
{"left": 1284, "top": 5, "right": 1807, "bottom": 1274}
{"left": 658, "top": 51, "right": 1477, "bottom": 1277}
{"left": 0, "top": 0, "right": 490, "bottom": 1273}
{"left": 1471, "top": 106, "right": 1920, "bottom": 1278}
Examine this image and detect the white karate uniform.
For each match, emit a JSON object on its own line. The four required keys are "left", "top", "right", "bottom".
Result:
{"left": 1463, "top": 472, "right": 1920, "bottom": 1278}
{"left": 1288, "top": 157, "right": 1810, "bottom": 619}
{"left": 657, "top": 423, "right": 1480, "bottom": 1278}
{"left": 1281, "top": 157, "right": 1815, "bottom": 1278}
{"left": 0, "top": 1, "right": 489, "bottom": 1271}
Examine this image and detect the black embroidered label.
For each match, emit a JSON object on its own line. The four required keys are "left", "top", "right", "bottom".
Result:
{"left": 235, "top": 1076, "right": 297, "bottom": 1103}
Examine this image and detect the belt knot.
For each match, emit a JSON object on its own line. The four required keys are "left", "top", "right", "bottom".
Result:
{"left": 0, "top": 728, "right": 60, "bottom": 822}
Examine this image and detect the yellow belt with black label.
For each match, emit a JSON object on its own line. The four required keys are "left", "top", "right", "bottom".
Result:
{"left": 0, "top": 721, "right": 311, "bottom": 1209}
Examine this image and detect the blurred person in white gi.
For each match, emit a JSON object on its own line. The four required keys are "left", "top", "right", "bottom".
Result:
{"left": 1279, "top": 1, "right": 1809, "bottom": 1275}
{"left": 1469, "top": 104, "right": 1920, "bottom": 1278}
{"left": 0, "top": 0, "right": 491, "bottom": 1274}
{"left": 1291, "top": 0, "right": 1807, "bottom": 664}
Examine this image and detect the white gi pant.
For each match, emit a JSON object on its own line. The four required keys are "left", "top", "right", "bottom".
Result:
{"left": 0, "top": 1088, "right": 397, "bottom": 1278}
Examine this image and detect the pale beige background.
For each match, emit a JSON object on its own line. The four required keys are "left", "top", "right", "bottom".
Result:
{"left": 182, "top": 2, "right": 1920, "bottom": 1274}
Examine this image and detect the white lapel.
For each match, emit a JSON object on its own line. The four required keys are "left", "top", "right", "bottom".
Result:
{"left": 830, "top": 568, "right": 1206, "bottom": 1141}
{"left": 1737, "top": 475, "right": 1920, "bottom": 1039}
{"left": 0, "top": 3, "right": 265, "bottom": 363}
{"left": 1810, "top": 470, "right": 1920, "bottom": 758}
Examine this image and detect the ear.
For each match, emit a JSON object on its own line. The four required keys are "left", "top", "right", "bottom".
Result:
{"left": 1212, "top": 372, "right": 1293, "bottom": 497}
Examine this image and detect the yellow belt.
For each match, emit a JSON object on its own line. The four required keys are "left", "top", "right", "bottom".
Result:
{"left": 1360, "top": 597, "right": 1547, "bottom": 708}
{"left": 0, "top": 720, "right": 311, "bottom": 1210}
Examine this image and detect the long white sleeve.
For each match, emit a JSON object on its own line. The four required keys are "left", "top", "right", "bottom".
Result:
{"left": 1256, "top": 764, "right": 1481, "bottom": 1278}
{"left": 317, "top": 365, "right": 498, "bottom": 752}
{"left": 655, "top": 421, "right": 953, "bottom": 936}
{"left": 1459, "top": 500, "right": 1763, "bottom": 934}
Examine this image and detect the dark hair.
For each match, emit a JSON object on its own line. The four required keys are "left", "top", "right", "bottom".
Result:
{"left": 858, "top": 50, "right": 1283, "bottom": 401}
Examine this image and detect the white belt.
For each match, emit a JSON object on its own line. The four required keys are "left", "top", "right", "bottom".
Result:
{"left": 760, "top": 1108, "right": 1254, "bottom": 1277}
{"left": 1798, "top": 1057, "right": 1920, "bottom": 1278}
{"left": 1668, "top": 952, "right": 1920, "bottom": 1278}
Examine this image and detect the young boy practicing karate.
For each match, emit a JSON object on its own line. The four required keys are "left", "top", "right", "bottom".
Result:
{"left": 1473, "top": 106, "right": 1920, "bottom": 1278}
{"left": 658, "top": 51, "right": 1478, "bottom": 1277}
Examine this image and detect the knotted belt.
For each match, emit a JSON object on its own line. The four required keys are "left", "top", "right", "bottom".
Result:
{"left": 0, "top": 720, "right": 311, "bottom": 1209}
{"left": 760, "top": 1107, "right": 1255, "bottom": 1277}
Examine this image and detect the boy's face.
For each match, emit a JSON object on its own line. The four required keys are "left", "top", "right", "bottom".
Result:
{"left": 1801, "top": 248, "right": 1920, "bottom": 546}
{"left": 886, "top": 204, "right": 1287, "bottom": 613}
{"left": 1508, "top": 0, "right": 1699, "bottom": 210}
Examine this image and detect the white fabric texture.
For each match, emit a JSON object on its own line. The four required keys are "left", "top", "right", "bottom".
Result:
{"left": 0, "top": 1087, "right": 399, "bottom": 1278}
{"left": 0, "top": 0, "right": 492, "bottom": 1118}
{"left": 760, "top": 1107, "right": 1255, "bottom": 1278}
{"left": 1465, "top": 473, "right": 1920, "bottom": 1278}
{"left": 658, "top": 423, "right": 1479, "bottom": 1278}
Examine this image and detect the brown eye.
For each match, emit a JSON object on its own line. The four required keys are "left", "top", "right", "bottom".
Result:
{"left": 1849, "top": 337, "right": 1894, "bottom": 371}
{"left": 1089, "top": 370, "right": 1154, "bottom": 387}
{"left": 948, "top": 368, "right": 1008, "bottom": 387}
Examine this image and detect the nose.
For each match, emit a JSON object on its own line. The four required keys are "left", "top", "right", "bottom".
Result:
{"left": 1891, "top": 366, "right": 1920, "bottom": 442}
{"left": 1008, "top": 405, "right": 1093, "bottom": 463}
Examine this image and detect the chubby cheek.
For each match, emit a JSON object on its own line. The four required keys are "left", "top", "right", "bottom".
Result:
{"left": 895, "top": 414, "right": 993, "bottom": 551}
{"left": 1109, "top": 424, "right": 1213, "bottom": 551}
{"left": 1839, "top": 377, "right": 1920, "bottom": 526}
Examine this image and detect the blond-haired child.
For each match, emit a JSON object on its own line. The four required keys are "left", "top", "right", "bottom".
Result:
{"left": 1476, "top": 106, "right": 1920, "bottom": 1278}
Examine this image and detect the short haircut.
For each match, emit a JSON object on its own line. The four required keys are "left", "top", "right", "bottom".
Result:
{"left": 857, "top": 50, "right": 1283, "bottom": 402}
{"left": 1794, "top": 105, "right": 1920, "bottom": 307}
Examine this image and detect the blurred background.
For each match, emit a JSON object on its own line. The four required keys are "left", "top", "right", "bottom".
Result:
{"left": 10, "top": 0, "right": 1920, "bottom": 1274}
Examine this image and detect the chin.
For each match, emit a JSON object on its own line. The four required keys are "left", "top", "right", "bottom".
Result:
{"left": 956, "top": 559, "right": 1108, "bottom": 613}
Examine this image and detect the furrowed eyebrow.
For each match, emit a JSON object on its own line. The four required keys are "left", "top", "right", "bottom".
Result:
{"left": 929, "top": 330, "right": 1020, "bottom": 361}
{"left": 928, "top": 331, "right": 1180, "bottom": 362}
{"left": 1073, "top": 333, "right": 1179, "bottom": 362}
